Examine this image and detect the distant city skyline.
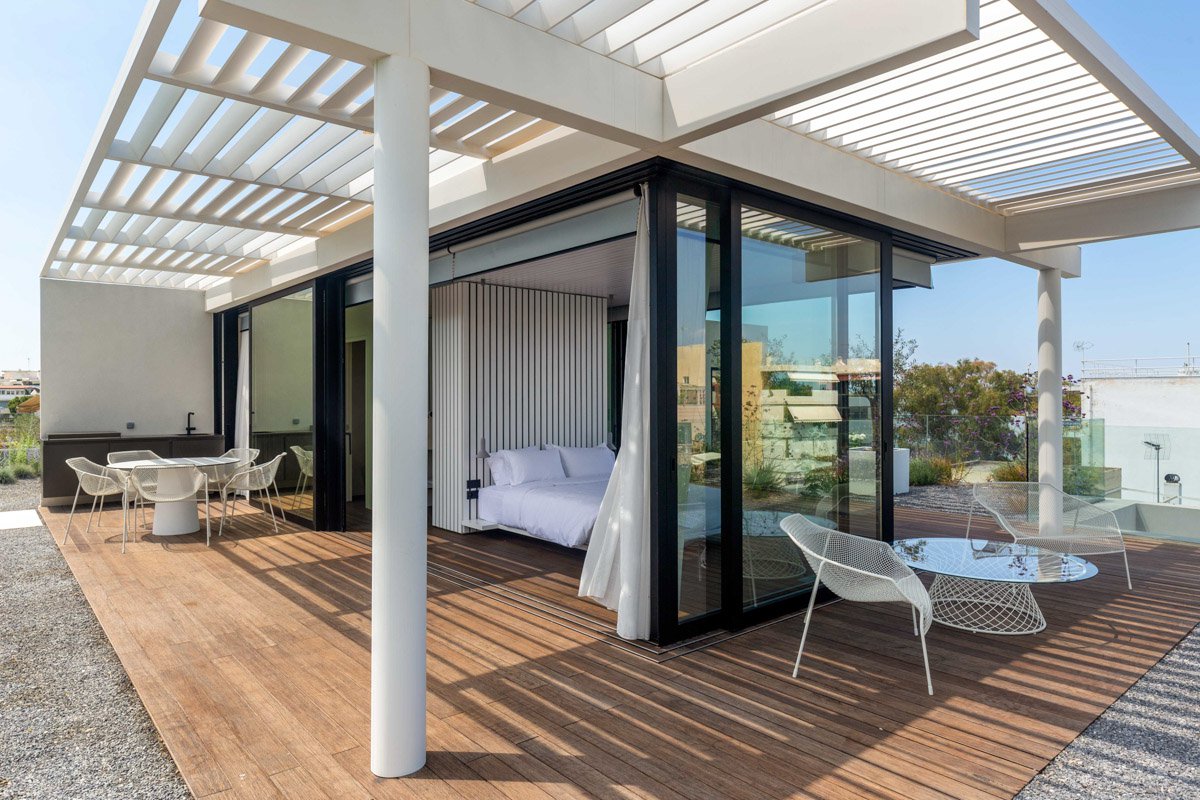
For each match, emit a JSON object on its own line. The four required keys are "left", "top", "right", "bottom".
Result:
{"left": 2, "top": 1, "right": 1198, "bottom": 377}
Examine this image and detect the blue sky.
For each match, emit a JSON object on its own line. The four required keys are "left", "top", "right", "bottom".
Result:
{"left": 1, "top": 1, "right": 1198, "bottom": 375}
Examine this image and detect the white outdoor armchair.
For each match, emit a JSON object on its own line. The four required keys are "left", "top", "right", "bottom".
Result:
{"left": 130, "top": 465, "right": 212, "bottom": 546}
{"left": 780, "top": 513, "right": 934, "bottom": 695}
{"left": 289, "top": 446, "right": 314, "bottom": 509}
{"left": 107, "top": 449, "right": 161, "bottom": 530}
{"left": 970, "top": 481, "right": 1131, "bottom": 589}
{"left": 64, "top": 457, "right": 133, "bottom": 551}
{"left": 207, "top": 447, "right": 260, "bottom": 490}
{"left": 220, "top": 453, "right": 287, "bottom": 536}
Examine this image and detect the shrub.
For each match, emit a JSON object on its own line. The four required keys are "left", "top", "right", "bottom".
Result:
{"left": 0, "top": 467, "right": 15, "bottom": 485}
{"left": 743, "top": 461, "right": 784, "bottom": 495}
{"left": 12, "top": 463, "right": 37, "bottom": 480}
{"left": 910, "top": 457, "right": 954, "bottom": 486}
{"left": 990, "top": 461, "right": 1028, "bottom": 483}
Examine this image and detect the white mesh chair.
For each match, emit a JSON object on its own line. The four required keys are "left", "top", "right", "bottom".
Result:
{"left": 64, "top": 457, "right": 133, "bottom": 551}
{"left": 780, "top": 513, "right": 934, "bottom": 695}
{"left": 207, "top": 447, "right": 260, "bottom": 491}
{"left": 107, "top": 449, "right": 161, "bottom": 530}
{"left": 289, "top": 446, "right": 314, "bottom": 509}
{"left": 970, "top": 481, "right": 1131, "bottom": 589}
{"left": 130, "top": 465, "right": 212, "bottom": 546}
{"left": 220, "top": 453, "right": 287, "bottom": 535}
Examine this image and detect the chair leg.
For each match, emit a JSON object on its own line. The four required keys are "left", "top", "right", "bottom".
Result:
{"left": 274, "top": 482, "right": 287, "bottom": 524}
{"left": 64, "top": 485, "right": 82, "bottom": 545}
{"left": 912, "top": 605, "right": 919, "bottom": 636}
{"left": 964, "top": 504, "right": 974, "bottom": 540}
{"left": 86, "top": 493, "right": 99, "bottom": 534}
{"left": 263, "top": 488, "right": 278, "bottom": 533}
{"left": 204, "top": 494, "right": 212, "bottom": 546}
{"left": 793, "top": 565, "right": 824, "bottom": 678}
{"left": 121, "top": 496, "right": 128, "bottom": 554}
{"left": 1122, "top": 550, "right": 1132, "bottom": 591}
{"left": 919, "top": 624, "right": 934, "bottom": 695}
{"left": 220, "top": 494, "right": 232, "bottom": 537}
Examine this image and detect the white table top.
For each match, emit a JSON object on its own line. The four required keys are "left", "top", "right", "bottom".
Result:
{"left": 108, "top": 456, "right": 240, "bottom": 470}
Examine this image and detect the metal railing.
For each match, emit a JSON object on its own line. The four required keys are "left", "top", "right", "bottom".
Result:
{"left": 1082, "top": 355, "right": 1200, "bottom": 379}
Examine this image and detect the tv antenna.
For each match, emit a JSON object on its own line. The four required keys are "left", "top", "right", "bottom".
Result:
{"left": 1073, "top": 341, "right": 1093, "bottom": 375}
{"left": 1143, "top": 434, "right": 1171, "bottom": 502}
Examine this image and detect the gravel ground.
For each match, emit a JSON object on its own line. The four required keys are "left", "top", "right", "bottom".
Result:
{"left": 1017, "top": 623, "right": 1200, "bottom": 799}
{"left": 0, "top": 481, "right": 190, "bottom": 800}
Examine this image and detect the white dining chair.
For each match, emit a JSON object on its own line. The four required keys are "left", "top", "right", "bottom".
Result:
{"left": 220, "top": 453, "right": 287, "bottom": 535}
{"left": 289, "top": 445, "right": 314, "bottom": 509}
{"left": 780, "top": 513, "right": 935, "bottom": 695}
{"left": 207, "top": 447, "right": 260, "bottom": 492}
{"left": 107, "top": 449, "right": 162, "bottom": 531}
{"left": 64, "top": 457, "right": 133, "bottom": 551}
{"left": 129, "top": 465, "right": 212, "bottom": 546}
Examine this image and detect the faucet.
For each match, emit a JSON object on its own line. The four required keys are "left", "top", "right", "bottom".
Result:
{"left": 186, "top": 411, "right": 196, "bottom": 436}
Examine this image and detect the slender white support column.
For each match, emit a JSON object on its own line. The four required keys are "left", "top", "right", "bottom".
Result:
{"left": 371, "top": 54, "right": 429, "bottom": 778}
{"left": 1037, "top": 268, "right": 1063, "bottom": 535}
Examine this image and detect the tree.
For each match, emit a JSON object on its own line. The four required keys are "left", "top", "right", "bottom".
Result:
{"left": 7, "top": 394, "right": 29, "bottom": 415}
{"left": 894, "top": 359, "right": 1024, "bottom": 461}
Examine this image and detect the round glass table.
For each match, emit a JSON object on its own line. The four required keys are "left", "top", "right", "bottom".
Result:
{"left": 892, "top": 538, "right": 1098, "bottom": 635}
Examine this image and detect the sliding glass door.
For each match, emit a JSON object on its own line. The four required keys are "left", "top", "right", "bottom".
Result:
{"left": 659, "top": 179, "right": 891, "bottom": 641}
{"left": 250, "top": 286, "right": 316, "bottom": 525}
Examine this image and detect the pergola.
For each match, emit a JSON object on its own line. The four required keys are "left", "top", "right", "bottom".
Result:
{"left": 42, "top": 0, "right": 1200, "bottom": 778}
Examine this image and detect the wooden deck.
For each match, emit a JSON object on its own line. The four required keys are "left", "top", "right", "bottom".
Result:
{"left": 41, "top": 500, "right": 1200, "bottom": 800}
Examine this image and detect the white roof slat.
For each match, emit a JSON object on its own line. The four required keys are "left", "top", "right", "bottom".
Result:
{"left": 173, "top": 18, "right": 228, "bottom": 76}
{"left": 156, "top": 91, "right": 224, "bottom": 163}
{"left": 241, "top": 117, "right": 326, "bottom": 180}
{"left": 249, "top": 43, "right": 310, "bottom": 96}
{"left": 289, "top": 134, "right": 372, "bottom": 192}
{"left": 182, "top": 99, "right": 260, "bottom": 169}
{"left": 266, "top": 124, "right": 356, "bottom": 186}
{"left": 318, "top": 65, "right": 373, "bottom": 113}
{"left": 287, "top": 55, "right": 349, "bottom": 106}
{"left": 213, "top": 31, "right": 269, "bottom": 86}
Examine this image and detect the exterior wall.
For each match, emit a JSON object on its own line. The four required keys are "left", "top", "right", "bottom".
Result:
{"left": 431, "top": 282, "right": 608, "bottom": 532}
{"left": 40, "top": 279, "right": 214, "bottom": 437}
{"left": 1083, "top": 376, "right": 1200, "bottom": 502}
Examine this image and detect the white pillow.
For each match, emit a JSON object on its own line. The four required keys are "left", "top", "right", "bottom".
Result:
{"left": 507, "top": 448, "right": 566, "bottom": 485}
{"left": 485, "top": 456, "right": 512, "bottom": 486}
{"left": 488, "top": 446, "right": 535, "bottom": 485}
{"left": 548, "top": 443, "right": 615, "bottom": 478}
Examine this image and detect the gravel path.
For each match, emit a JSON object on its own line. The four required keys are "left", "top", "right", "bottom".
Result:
{"left": 1017, "top": 623, "right": 1200, "bottom": 799}
{"left": 0, "top": 480, "right": 190, "bottom": 800}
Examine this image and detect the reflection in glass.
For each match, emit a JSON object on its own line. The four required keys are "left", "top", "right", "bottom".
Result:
{"left": 344, "top": 296, "right": 373, "bottom": 530}
{"left": 251, "top": 287, "right": 315, "bottom": 524}
{"left": 740, "top": 207, "right": 881, "bottom": 607}
{"left": 676, "top": 197, "right": 722, "bottom": 622}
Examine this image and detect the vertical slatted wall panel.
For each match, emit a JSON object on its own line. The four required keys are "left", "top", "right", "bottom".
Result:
{"left": 430, "top": 282, "right": 608, "bottom": 532}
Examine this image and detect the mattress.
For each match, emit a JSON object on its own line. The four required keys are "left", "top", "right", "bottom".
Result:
{"left": 477, "top": 476, "right": 609, "bottom": 548}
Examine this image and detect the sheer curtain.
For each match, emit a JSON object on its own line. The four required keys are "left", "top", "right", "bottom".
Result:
{"left": 579, "top": 185, "right": 651, "bottom": 640}
{"left": 234, "top": 328, "right": 251, "bottom": 452}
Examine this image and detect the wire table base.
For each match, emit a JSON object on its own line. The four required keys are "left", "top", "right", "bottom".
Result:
{"left": 927, "top": 574, "right": 1047, "bottom": 635}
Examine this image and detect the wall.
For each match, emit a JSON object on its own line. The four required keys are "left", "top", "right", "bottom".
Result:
{"left": 1084, "top": 376, "right": 1200, "bottom": 503}
{"left": 40, "top": 279, "right": 214, "bottom": 437}
{"left": 431, "top": 282, "right": 608, "bottom": 532}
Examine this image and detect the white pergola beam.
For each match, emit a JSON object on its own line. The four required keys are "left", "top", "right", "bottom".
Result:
{"left": 1005, "top": 180, "right": 1200, "bottom": 250}
{"left": 662, "top": 0, "right": 981, "bottom": 143}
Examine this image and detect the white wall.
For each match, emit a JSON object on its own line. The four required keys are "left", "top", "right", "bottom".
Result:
{"left": 40, "top": 279, "right": 214, "bottom": 436}
{"left": 1084, "top": 376, "right": 1200, "bottom": 503}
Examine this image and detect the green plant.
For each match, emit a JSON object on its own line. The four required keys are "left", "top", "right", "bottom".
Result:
{"left": 909, "top": 457, "right": 953, "bottom": 486}
{"left": 990, "top": 461, "right": 1028, "bottom": 482}
{"left": 12, "top": 463, "right": 36, "bottom": 480}
{"left": 0, "top": 467, "right": 15, "bottom": 485}
{"left": 743, "top": 460, "right": 784, "bottom": 495}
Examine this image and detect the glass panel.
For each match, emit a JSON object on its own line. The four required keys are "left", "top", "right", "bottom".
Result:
{"left": 344, "top": 298, "right": 373, "bottom": 530}
{"left": 251, "top": 287, "right": 315, "bottom": 524}
{"left": 740, "top": 206, "right": 881, "bottom": 608}
{"left": 676, "top": 197, "right": 722, "bottom": 622}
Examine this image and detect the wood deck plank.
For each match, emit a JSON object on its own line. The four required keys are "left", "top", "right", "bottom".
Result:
{"left": 37, "top": 501, "right": 1200, "bottom": 800}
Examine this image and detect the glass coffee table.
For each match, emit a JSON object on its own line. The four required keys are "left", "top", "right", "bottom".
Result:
{"left": 892, "top": 538, "right": 1098, "bottom": 635}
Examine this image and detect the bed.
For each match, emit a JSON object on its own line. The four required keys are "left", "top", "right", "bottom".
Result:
{"left": 476, "top": 476, "right": 609, "bottom": 548}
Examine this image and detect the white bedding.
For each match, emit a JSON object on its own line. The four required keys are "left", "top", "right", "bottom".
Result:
{"left": 478, "top": 476, "right": 610, "bottom": 548}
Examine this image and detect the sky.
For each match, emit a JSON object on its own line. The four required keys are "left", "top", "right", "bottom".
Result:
{"left": 1, "top": 1, "right": 1198, "bottom": 376}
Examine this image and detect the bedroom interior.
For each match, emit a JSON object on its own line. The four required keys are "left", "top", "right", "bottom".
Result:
{"left": 211, "top": 159, "right": 924, "bottom": 646}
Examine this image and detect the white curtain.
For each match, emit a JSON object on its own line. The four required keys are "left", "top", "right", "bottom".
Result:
{"left": 579, "top": 185, "right": 651, "bottom": 640}
{"left": 234, "top": 328, "right": 251, "bottom": 452}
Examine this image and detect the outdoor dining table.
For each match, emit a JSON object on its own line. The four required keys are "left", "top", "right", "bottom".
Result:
{"left": 892, "top": 537, "right": 1098, "bottom": 635}
{"left": 107, "top": 456, "right": 239, "bottom": 536}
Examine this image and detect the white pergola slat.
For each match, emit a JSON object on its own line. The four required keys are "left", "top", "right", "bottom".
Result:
{"left": 43, "top": 0, "right": 562, "bottom": 288}
{"left": 769, "top": 0, "right": 1200, "bottom": 212}
{"left": 43, "top": 0, "right": 1200, "bottom": 288}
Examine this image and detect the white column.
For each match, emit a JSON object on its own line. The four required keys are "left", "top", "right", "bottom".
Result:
{"left": 1037, "top": 268, "right": 1063, "bottom": 534}
{"left": 371, "top": 54, "right": 429, "bottom": 778}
